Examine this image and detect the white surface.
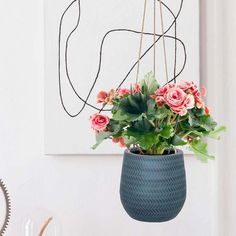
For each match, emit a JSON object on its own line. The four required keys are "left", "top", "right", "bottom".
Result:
{"left": 208, "top": 0, "right": 236, "bottom": 235}
{"left": 44, "top": 0, "right": 200, "bottom": 154}
{"left": 201, "top": 0, "right": 236, "bottom": 235}
{"left": 0, "top": 0, "right": 234, "bottom": 235}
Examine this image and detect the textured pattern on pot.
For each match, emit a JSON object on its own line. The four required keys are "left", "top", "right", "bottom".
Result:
{"left": 120, "top": 149, "right": 186, "bottom": 222}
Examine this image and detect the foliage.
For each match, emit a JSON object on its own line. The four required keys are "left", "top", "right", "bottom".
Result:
{"left": 90, "top": 72, "right": 226, "bottom": 162}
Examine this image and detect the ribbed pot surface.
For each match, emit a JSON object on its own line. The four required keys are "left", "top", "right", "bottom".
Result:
{"left": 120, "top": 149, "right": 186, "bottom": 222}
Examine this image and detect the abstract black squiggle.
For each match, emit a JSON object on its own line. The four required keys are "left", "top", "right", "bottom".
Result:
{"left": 58, "top": 0, "right": 186, "bottom": 117}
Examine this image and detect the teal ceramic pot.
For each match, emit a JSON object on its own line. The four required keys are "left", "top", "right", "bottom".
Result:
{"left": 120, "top": 149, "right": 186, "bottom": 222}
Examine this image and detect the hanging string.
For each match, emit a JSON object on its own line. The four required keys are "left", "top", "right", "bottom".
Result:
{"left": 135, "top": 0, "right": 147, "bottom": 83}
{"left": 153, "top": 0, "right": 157, "bottom": 77}
{"left": 159, "top": 0, "right": 169, "bottom": 83}
{"left": 173, "top": 10, "right": 177, "bottom": 83}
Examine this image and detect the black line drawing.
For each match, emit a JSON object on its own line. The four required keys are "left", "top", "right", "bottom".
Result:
{"left": 58, "top": 0, "right": 186, "bottom": 118}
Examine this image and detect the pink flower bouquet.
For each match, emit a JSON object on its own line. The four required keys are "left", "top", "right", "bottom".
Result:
{"left": 90, "top": 72, "right": 225, "bottom": 161}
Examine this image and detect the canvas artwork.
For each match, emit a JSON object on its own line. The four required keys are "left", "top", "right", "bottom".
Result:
{"left": 44, "top": 0, "right": 199, "bottom": 155}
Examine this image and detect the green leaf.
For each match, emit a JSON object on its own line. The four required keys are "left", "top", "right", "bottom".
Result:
{"left": 147, "top": 105, "right": 171, "bottom": 120}
{"left": 172, "top": 135, "right": 187, "bottom": 146}
{"left": 107, "top": 119, "right": 121, "bottom": 132}
{"left": 119, "top": 93, "right": 149, "bottom": 115}
{"left": 147, "top": 98, "right": 156, "bottom": 116}
{"left": 189, "top": 109, "right": 217, "bottom": 132}
{"left": 189, "top": 139, "right": 215, "bottom": 162}
{"left": 112, "top": 110, "right": 140, "bottom": 122}
{"left": 140, "top": 72, "right": 159, "bottom": 95}
{"left": 179, "top": 130, "right": 204, "bottom": 139}
{"left": 125, "top": 129, "right": 159, "bottom": 150}
{"left": 199, "top": 116, "right": 217, "bottom": 131}
{"left": 123, "top": 136, "right": 136, "bottom": 146}
{"left": 139, "top": 133, "right": 159, "bottom": 150}
{"left": 133, "top": 118, "right": 154, "bottom": 132}
{"left": 160, "top": 125, "right": 175, "bottom": 139}
{"left": 111, "top": 102, "right": 120, "bottom": 114}
{"left": 92, "top": 131, "right": 112, "bottom": 149}
{"left": 156, "top": 142, "right": 169, "bottom": 155}
{"left": 107, "top": 119, "right": 125, "bottom": 137}
{"left": 191, "top": 108, "right": 205, "bottom": 117}
{"left": 208, "top": 126, "right": 226, "bottom": 140}
{"left": 189, "top": 130, "right": 205, "bottom": 137}
{"left": 179, "top": 117, "right": 191, "bottom": 131}
{"left": 155, "top": 106, "right": 171, "bottom": 120}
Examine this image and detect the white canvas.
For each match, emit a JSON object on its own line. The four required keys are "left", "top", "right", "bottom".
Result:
{"left": 44, "top": 0, "right": 199, "bottom": 155}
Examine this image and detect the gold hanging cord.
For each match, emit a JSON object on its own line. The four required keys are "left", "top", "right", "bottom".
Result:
{"left": 159, "top": 0, "right": 169, "bottom": 83}
{"left": 153, "top": 0, "right": 156, "bottom": 76}
{"left": 136, "top": 0, "right": 147, "bottom": 83}
{"left": 136, "top": 0, "right": 169, "bottom": 83}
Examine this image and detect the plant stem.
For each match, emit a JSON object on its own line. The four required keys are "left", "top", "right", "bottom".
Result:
{"left": 171, "top": 116, "right": 188, "bottom": 125}
{"left": 148, "top": 120, "right": 156, "bottom": 127}
{"left": 136, "top": 145, "right": 144, "bottom": 155}
{"left": 182, "top": 131, "right": 192, "bottom": 139}
{"left": 167, "top": 113, "right": 171, "bottom": 125}
{"left": 171, "top": 114, "right": 178, "bottom": 123}
{"left": 155, "top": 119, "right": 158, "bottom": 128}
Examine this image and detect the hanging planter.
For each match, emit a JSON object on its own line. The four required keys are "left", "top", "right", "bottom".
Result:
{"left": 90, "top": 74, "right": 225, "bottom": 222}
{"left": 120, "top": 149, "right": 186, "bottom": 222}
{"left": 89, "top": 0, "right": 225, "bottom": 223}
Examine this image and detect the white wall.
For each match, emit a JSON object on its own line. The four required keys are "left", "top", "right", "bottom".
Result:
{"left": 0, "top": 0, "right": 234, "bottom": 235}
{"left": 213, "top": 0, "right": 236, "bottom": 235}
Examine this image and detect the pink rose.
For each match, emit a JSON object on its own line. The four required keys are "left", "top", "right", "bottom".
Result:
{"left": 196, "top": 99, "right": 204, "bottom": 109}
{"left": 96, "top": 91, "right": 108, "bottom": 103}
{"left": 132, "top": 83, "right": 141, "bottom": 94}
{"left": 165, "top": 87, "right": 187, "bottom": 107}
{"left": 155, "top": 83, "right": 175, "bottom": 96}
{"left": 178, "top": 81, "right": 195, "bottom": 91}
{"left": 179, "top": 81, "right": 205, "bottom": 109}
{"left": 171, "top": 106, "right": 188, "bottom": 116}
{"left": 192, "top": 89, "right": 204, "bottom": 108}
{"left": 117, "top": 88, "right": 130, "bottom": 97}
{"left": 184, "top": 94, "right": 195, "bottom": 109}
{"left": 90, "top": 113, "right": 110, "bottom": 131}
{"left": 155, "top": 96, "right": 165, "bottom": 107}
{"left": 165, "top": 87, "right": 188, "bottom": 116}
